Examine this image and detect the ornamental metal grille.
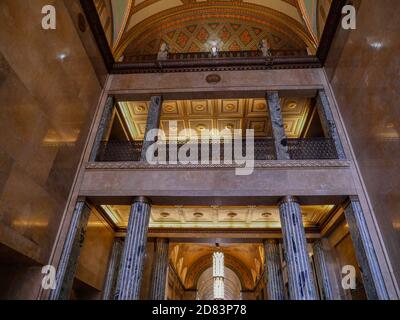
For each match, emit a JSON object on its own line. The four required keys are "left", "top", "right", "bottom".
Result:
{"left": 96, "top": 138, "right": 338, "bottom": 162}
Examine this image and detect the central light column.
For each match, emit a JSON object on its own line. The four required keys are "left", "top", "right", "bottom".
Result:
{"left": 279, "top": 196, "right": 317, "bottom": 300}
{"left": 115, "top": 196, "right": 151, "bottom": 300}
{"left": 213, "top": 252, "right": 225, "bottom": 300}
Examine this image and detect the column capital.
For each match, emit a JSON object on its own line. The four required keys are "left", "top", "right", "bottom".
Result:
{"left": 278, "top": 196, "right": 299, "bottom": 206}
{"left": 132, "top": 196, "right": 151, "bottom": 205}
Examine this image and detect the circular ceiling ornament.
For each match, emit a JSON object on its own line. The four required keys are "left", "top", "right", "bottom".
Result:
{"left": 206, "top": 74, "right": 221, "bottom": 84}
{"left": 228, "top": 212, "right": 237, "bottom": 218}
{"left": 193, "top": 212, "right": 204, "bottom": 218}
{"left": 261, "top": 212, "right": 272, "bottom": 218}
{"left": 160, "top": 212, "right": 170, "bottom": 218}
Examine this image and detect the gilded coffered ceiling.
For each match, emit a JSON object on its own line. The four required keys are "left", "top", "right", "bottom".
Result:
{"left": 93, "top": 1, "right": 332, "bottom": 58}
{"left": 101, "top": 204, "right": 334, "bottom": 229}
{"left": 117, "top": 97, "right": 313, "bottom": 140}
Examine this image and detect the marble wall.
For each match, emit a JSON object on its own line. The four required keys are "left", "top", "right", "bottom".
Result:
{"left": 75, "top": 209, "right": 114, "bottom": 293}
{"left": 0, "top": 0, "right": 106, "bottom": 298}
{"left": 325, "top": 0, "right": 400, "bottom": 292}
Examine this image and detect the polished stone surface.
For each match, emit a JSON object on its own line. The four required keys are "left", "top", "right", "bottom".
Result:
{"left": 279, "top": 196, "right": 317, "bottom": 300}
{"left": 149, "top": 238, "right": 169, "bottom": 300}
{"left": 89, "top": 97, "right": 115, "bottom": 161}
{"left": 50, "top": 201, "right": 91, "bottom": 300}
{"left": 266, "top": 92, "right": 290, "bottom": 160}
{"left": 345, "top": 198, "right": 389, "bottom": 300}
{"left": 0, "top": 0, "right": 105, "bottom": 298}
{"left": 264, "top": 240, "right": 285, "bottom": 300}
{"left": 325, "top": 0, "right": 400, "bottom": 292}
{"left": 116, "top": 198, "right": 151, "bottom": 300}
{"left": 141, "top": 96, "right": 163, "bottom": 161}
{"left": 313, "top": 240, "right": 334, "bottom": 300}
{"left": 102, "top": 238, "right": 123, "bottom": 300}
{"left": 315, "top": 90, "right": 346, "bottom": 159}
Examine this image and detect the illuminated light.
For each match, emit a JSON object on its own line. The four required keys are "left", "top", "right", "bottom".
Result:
{"left": 213, "top": 252, "right": 225, "bottom": 300}
{"left": 57, "top": 52, "right": 69, "bottom": 61}
{"left": 370, "top": 42, "right": 383, "bottom": 50}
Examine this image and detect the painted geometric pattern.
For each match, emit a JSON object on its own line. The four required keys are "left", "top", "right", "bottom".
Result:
{"left": 126, "top": 19, "right": 304, "bottom": 56}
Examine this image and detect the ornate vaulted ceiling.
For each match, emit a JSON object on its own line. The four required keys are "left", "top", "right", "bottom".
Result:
{"left": 93, "top": 1, "right": 332, "bottom": 59}
{"left": 101, "top": 204, "right": 334, "bottom": 229}
{"left": 169, "top": 243, "right": 264, "bottom": 290}
{"left": 117, "top": 97, "right": 314, "bottom": 140}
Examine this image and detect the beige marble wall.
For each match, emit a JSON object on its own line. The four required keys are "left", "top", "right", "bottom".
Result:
{"left": 75, "top": 209, "right": 114, "bottom": 292}
{"left": 325, "top": 0, "right": 400, "bottom": 293}
{"left": 0, "top": 0, "right": 106, "bottom": 298}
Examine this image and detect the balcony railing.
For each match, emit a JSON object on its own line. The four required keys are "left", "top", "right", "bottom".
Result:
{"left": 123, "top": 49, "right": 309, "bottom": 63}
{"left": 96, "top": 138, "right": 338, "bottom": 162}
{"left": 287, "top": 138, "right": 338, "bottom": 160}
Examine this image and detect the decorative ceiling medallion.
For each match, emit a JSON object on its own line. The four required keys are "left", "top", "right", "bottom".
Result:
{"left": 161, "top": 212, "right": 170, "bottom": 218}
{"left": 193, "top": 212, "right": 204, "bottom": 218}
{"left": 261, "top": 212, "right": 272, "bottom": 218}
{"left": 228, "top": 212, "right": 238, "bottom": 218}
{"left": 206, "top": 74, "right": 221, "bottom": 84}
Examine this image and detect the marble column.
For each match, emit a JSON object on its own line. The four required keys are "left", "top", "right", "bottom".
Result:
{"left": 313, "top": 240, "right": 335, "bottom": 300}
{"left": 49, "top": 200, "right": 91, "bottom": 300}
{"left": 264, "top": 240, "right": 285, "bottom": 300}
{"left": 315, "top": 90, "right": 346, "bottom": 159}
{"left": 279, "top": 196, "right": 317, "bottom": 300}
{"left": 344, "top": 197, "right": 389, "bottom": 300}
{"left": 102, "top": 238, "right": 124, "bottom": 300}
{"left": 266, "top": 91, "right": 290, "bottom": 160}
{"left": 89, "top": 96, "right": 115, "bottom": 161}
{"left": 141, "top": 95, "right": 163, "bottom": 161}
{"left": 115, "top": 197, "right": 152, "bottom": 300}
{"left": 149, "top": 238, "right": 169, "bottom": 300}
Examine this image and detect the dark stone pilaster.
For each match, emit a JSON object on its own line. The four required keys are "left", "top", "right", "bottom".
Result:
{"left": 49, "top": 200, "right": 91, "bottom": 300}
{"left": 266, "top": 91, "right": 290, "bottom": 160}
{"left": 315, "top": 90, "right": 346, "bottom": 159}
{"left": 89, "top": 96, "right": 115, "bottom": 161}
{"left": 264, "top": 240, "right": 285, "bottom": 300}
{"left": 149, "top": 238, "right": 169, "bottom": 300}
{"left": 344, "top": 197, "right": 389, "bottom": 300}
{"left": 102, "top": 238, "right": 124, "bottom": 300}
{"left": 313, "top": 240, "right": 335, "bottom": 300}
{"left": 279, "top": 196, "right": 317, "bottom": 300}
{"left": 141, "top": 96, "right": 163, "bottom": 161}
{"left": 115, "top": 197, "right": 151, "bottom": 300}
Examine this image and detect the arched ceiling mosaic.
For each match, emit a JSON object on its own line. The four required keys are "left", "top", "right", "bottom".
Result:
{"left": 93, "top": 1, "right": 332, "bottom": 58}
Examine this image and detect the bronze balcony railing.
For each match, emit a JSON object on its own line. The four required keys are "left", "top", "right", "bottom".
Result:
{"left": 123, "top": 49, "right": 309, "bottom": 63}
{"left": 287, "top": 138, "right": 338, "bottom": 160}
{"left": 96, "top": 138, "right": 338, "bottom": 162}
